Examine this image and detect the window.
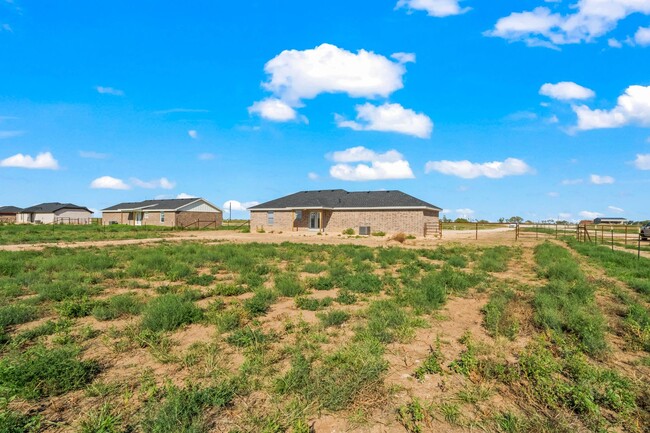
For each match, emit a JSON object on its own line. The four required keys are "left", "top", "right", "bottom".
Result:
{"left": 267, "top": 211, "right": 274, "bottom": 225}
{"left": 295, "top": 210, "right": 302, "bottom": 221}
{"left": 160, "top": 211, "right": 165, "bottom": 223}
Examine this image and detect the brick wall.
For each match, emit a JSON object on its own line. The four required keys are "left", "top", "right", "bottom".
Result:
{"left": 176, "top": 211, "right": 222, "bottom": 228}
{"left": 250, "top": 209, "right": 439, "bottom": 236}
{"left": 0, "top": 215, "right": 16, "bottom": 223}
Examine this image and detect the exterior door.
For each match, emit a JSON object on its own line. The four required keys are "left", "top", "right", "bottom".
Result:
{"left": 135, "top": 212, "right": 143, "bottom": 226}
{"left": 309, "top": 212, "right": 320, "bottom": 230}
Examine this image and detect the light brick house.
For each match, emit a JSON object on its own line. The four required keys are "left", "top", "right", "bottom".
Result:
{"left": 0, "top": 206, "right": 21, "bottom": 223}
{"left": 249, "top": 189, "right": 441, "bottom": 237}
{"left": 17, "top": 202, "right": 92, "bottom": 224}
{"left": 102, "top": 198, "right": 222, "bottom": 228}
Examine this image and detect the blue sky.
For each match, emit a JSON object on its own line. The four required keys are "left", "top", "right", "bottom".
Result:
{"left": 1, "top": 0, "right": 649, "bottom": 221}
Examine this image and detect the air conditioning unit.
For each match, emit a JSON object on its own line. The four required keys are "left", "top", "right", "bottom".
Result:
{"left": 359, "top": 226, "right": 371, "bottom": 236}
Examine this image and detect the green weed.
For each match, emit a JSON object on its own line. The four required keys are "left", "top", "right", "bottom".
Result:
{"left": 141, "top": 294, "right": 202, "bottom": 332}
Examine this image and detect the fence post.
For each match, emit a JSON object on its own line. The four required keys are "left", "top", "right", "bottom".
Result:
{"left": 475, "top": 222, "right": 478, "bottom": 240}
{"left": 611, "top": 229, "right": 614, "bottom": 251}
{"left": 555, "top": 223, "right": 558, "bottom": 239}
{"left": 639, "top": 235, "right": 641, "bottom": 260}
{"left": 625, "top": 226, "right": 628, "bottom": 247}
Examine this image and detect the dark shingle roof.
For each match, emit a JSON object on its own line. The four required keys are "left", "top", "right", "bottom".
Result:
{"left": 0, "top": 206, "right": 22, "bottom": 214}
{"left": 21, "top": 202, "right": 91, "bottom": 213}
{"left": 249, "top": 190, "right": 441, "bottom": 211}
{"left": 102, "top": 198, "right": 221, "bottom": 212}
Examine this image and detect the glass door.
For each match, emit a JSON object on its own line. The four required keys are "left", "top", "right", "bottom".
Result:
{"left": 309, "top": 212, "right": 320, "bottom": 230}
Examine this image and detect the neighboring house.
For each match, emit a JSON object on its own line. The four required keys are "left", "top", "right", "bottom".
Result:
{"left": 0, "top": 206, "right": 22, "bottom": 223}
{"left": 593, "top": 217, "right": 627, "bottom": 225}
{"left": 249, "top": 189, "right": 441, "bottom": 237}
{"left": 102, "top": 198, "right": 222, "bottom": 228}
{"left": 17, "top": 202, "right": 93, "bottom": 224}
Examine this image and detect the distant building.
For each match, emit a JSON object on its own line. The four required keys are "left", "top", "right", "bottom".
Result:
{"left": 17, "top": 202, "right": 92, "bottom": 224}
{"left": 593, "top": 217, "right": 627, "bottom": 225}
{"left": 102, "top": 198, "right": 222, "bottom": 228}
{"left": 0, "top": 206, "right": 22, "bottom": 223}
{"left": 249, "top": 189, "right": 441, "bottom": 237}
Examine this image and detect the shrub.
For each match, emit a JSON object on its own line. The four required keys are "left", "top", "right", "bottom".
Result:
{"left": 211, "top": 308, "right": 244, "bottom": 332}
{"left": 339, "top": 273, "right": 382, "bottom": 294}
{"left": 391, "top": 232, "right": 407, "bottom": 243}
{"left": 478, "top": 246, "right": 512, "bottom": 273}
{"left": 308, "top": 276, "right": 335, "bottom": 291}
{"left": 342, "top": 228, "right": 355, "bottom": 235}
{"left": 141, "top": 294, "right": 202, "bottom": 332}
{"left": 226, "top": 327, "right": 273, "bottom": 348}
{"left": 295, "top": 296, "right": 333, "bottom": 311}
{"left": 212, "top": 284, "right": 248, "bottom": 296}
{"left": 318, "top": 310, "right": 350, "bottom": 327}
{"left": 275, "top": 273, "right": 305, "bottom": 297}
{"left": 302, "top": 262, "right": 327, "bottom": 274}
{"left": 0, "top": 345, "right": 99, "bottom": 399}
{"left": 371, "top": 231, "right": 386, "bottom": 237}
{"left": 0, "top": 304, "right": 37, "bottom": 329}
{"left": 92, "top": 293, "right": 143, "bottom": 321}
{"left": 336, "top": 290, "right": 357, "bottom": 305}
{"left": 243, "top": 289, "right": 277, "bottom": 317}
{"left": 141, "top": 383, "right": 237, "bottom": 433}
{"left": 57, "top": 297, "right": 95, "bottom": 318}
{"left": 446, "top": 254, "right": 468, "bottom": 269}
{"left": 360, "top": 300, "right": 417, "bottom": 343}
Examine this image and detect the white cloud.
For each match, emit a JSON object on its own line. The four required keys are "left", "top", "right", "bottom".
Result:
{"left": 547, "top": 191, "right": 560, "bottom": 197}
{"left": 308, "top": 172, "right": 319, "bottom": 180}
{"left": 0, "top": 130, "right": 24, "bottom": 139}
{"left": 634, "top": 153, "right": 650, "bottom": 170}
{"left": 131, "top": 177, "right": 176, "bottom": 190}
{"left": 608, "top": 206, "right": 624, "bottom": 213}
{"left": 573, "top": 85, "right": 650, "bottom": 130}
{"left": 579, "top": 210, "right": 603, "bottom": 219}
{"left": 261, "top": 43, "right": 409, "bottom": 104}
{"left": 198, "top": 153, "right": 215, "bottom": 160}
{"left": 608, "top": 38, "right": 623, "bottom": 48}
{"left": 79, "top": 150, "right": 109, "bottom": 159}
{"left": 455, "top": 208, "right": 475, "bottom": 218}
{"left": 176, "top": 193, "right": 197, "bottom": 199}
{"left": 561, "top": 178, "right": 584, "bottom": 185}
{"left": 396, "top": 0, "right": 471, "bottom": 18}
{"left": 391, "top": 52, "right": 416, "bottom": 64}
{"left": 558, "top": 212, "right": 572, "bottom": 219}
{"left": 635, "top": 26, "right": 650, "bottom": 46}
{"left": 223, "top": 200, "right": 260, "bottom": 212}
{"left": 336, "top": 102, "right": 433, "bottom": 138}
{"left": 540, "top": 81, "right": 595, "bottom": 100}
{"left": 248, "top": 98, "right": 299, "bottom": 122}
{"left": 90, "top": 176, "right": 130, "bottom": 190}
{"left": 96, "top": 86, "right": 124, "bottom": 96}
{"left": 590, "top": 174, "right": 615, "bottom": 184}
{"left": 188, "top": 130, "right": 198, "bottom": 139}
{"left": 487, "top": 2, "right": 650, "bottom": 48}
{"left": 328, "top": 146, "right": 415, "bottom": 181}
{"left": 424, "top": 157, "right": 534, "bottom": 179}
{"left": 2, "top": 24, "right": 13, "bottom": 33}
{"left": 0, "top": 152, "right": 59, "bottom": 170}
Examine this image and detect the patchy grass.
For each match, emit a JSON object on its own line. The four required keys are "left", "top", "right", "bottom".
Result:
{"left": 140, "top": 293, "right": 202, "bottom": 332}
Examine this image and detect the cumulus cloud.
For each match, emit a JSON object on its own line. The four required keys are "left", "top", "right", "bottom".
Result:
{"left": 634, "top": 153, "right": 650, "bottom": 170}
{"left": 590, "top": 174, "right": 615, "bottom": 184}
{"left": 579, "top": 210, "right": 603, "bottom": 219}
{"left": 248, "top": 98, "right": 299, "bottom": 122}
{"left": 90, "top": 176, "right": 130, "bottom": 190}
{"left": 635, "top": 26, "right": 650, "bottom": 46}
{"left": 188, "top": 130, "right": 198, "bottom": 139}
{"left": 395, "top": 0, "right": 471, "bottom": 18}
{"left": 336, "top": 102, "right": 433, "bottom": 138}
{"left": 424, "top": 157, "right": 534, "bottom": 179}
{"left": 608, "top": 206, "right": 624, "bottom": 213}
{"left": 0, "top": 152, "right": 59, "bottom": 170}
{"left": 308, "top": 172, "right": 319, "bottom": 180}
{"left": 79, "top": 150, "right": 109, "bottom": 159}
{"left": 486, "top": 1, "right": 650, "bottom": 48}
{"left": 328, "top": 146, "right": 415, "bottom": 181}
{"left": 608, "top": 38, "right": 623, "bottom": 48}
{"left": 250, "top": 44, "right": 419, "bottom": 124}
{"left": 540, "top": 81, "right": 595, "bottom": 100}
{"left": 96, "top": 86, "right": 124, "bottom": 96}
{"left": 573, "top": 85, "right": 650, "bottom": 130}
{"left": 223, "top": 200, "right": 260, "bottom": 212}
{"left": 176, "top": 193, "right": 197, "bottom": 199}
{"left": 131, "top": 177, "right": 176, "bottom": 190}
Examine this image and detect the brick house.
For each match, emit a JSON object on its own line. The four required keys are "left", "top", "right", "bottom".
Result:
{"left": 249, "top": 189, "right": 441, "bottom": 237}
{"left": 0, "top": 206, "right": 21, "bottom": 223}
{"left": 17, "top": 203, "right": 92, "bottom": 224}
{"left": 102, "top": 198, "right": 222, "bottom": 228}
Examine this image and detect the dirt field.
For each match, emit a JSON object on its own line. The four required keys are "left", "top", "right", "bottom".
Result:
{"left": 0, "top": 228, "right": 648, "bottom": 433}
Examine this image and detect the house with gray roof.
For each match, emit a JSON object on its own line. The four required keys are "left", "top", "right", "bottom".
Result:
{"left": 249, "top": 189, "right": 441, "bottom": 237}
{"left": 17, "top": 202, "right": 93, "bottom": 224}
{"left": 0, "top": 206, "right": 22, "bottom": 223}
{"left": 102, "top": 198, "right": 222, "bottom": 228}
